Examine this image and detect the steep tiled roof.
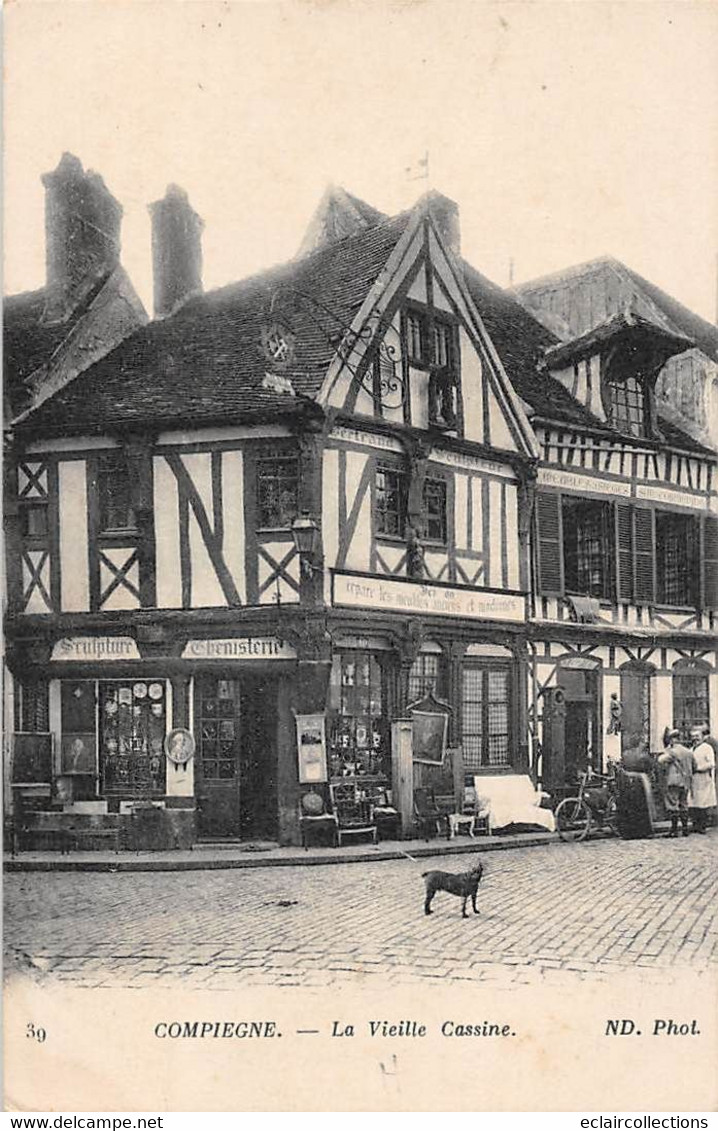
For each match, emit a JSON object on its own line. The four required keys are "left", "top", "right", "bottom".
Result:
{"left": 620, "top": 263, "right": 718, "bottom": 364}
{"left": 461, "top": 262, "right": 604, "bottom": 428}
{"left": 21, "top": 211, "right": 410, "bottom": 434}
{"left": 3, "top": 288, "right": 88, "bottom": 418}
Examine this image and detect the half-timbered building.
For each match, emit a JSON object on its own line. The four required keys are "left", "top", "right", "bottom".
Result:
{"left": 5, "top": 180, "right": 717, "bottom": 847}
{"left": 519, "top": 309, "right": 718, "bottom": 791}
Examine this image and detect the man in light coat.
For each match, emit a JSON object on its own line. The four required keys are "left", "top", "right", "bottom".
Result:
{"left": 689, "top": 725, "right": 717, "bottom": 835}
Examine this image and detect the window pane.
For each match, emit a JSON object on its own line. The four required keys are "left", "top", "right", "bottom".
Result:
{"left": 673, "top": 669, "right": 710, "bottom": 741}
{"left": 20, "top": 505, "right": 49, "bottom": 539}
{"left": 98, "top": 454, "right": 134, "bottom": 531}
{"left": 656, "top": 513, "right": 694, "bottom": 606}
{"left": 563, "top": 499, "right": 609, "bottom": 598}
{"left": 462, "top": 668, "right": 484, "bottom": 772}
{"left": 408, "top": 654, "right": 442, "bottom": 703}
{"left": 406, "top": 312, "right": 425, "bottom": 361}
{"left": 607, "top": 375, "right": 645, "bottom": 437}
{"left": 257, "top": 458, "right": 298, "bottom": 528}
{"left": 421, "top": 478, "right": 447, "bottom": 543}
{"left": 376, "top": 467, "right": 406, "bottom": 537}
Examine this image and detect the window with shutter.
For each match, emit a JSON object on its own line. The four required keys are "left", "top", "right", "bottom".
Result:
{"left": 536, "top": 492, "right": 563, "bottom": 594}
{"left": 702, "top": 515, "right": 718, "bottom": 609}
{"left": 633, "top": 508, "right": 655, "bottom": 605}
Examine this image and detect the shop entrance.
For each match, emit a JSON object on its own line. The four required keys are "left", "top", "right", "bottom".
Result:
{"left": 542, "top": 659, "right": 601, "bottom": 790}
{"left": 194, "top": 675, "right": 278, "bottom": 841}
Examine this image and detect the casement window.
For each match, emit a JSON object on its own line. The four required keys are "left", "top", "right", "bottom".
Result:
{"left": 97, "top": 451, "right": 135, "bottom": 532}
{"left": 605, "top": 374, "right": 646, "bottom": 438}
{"left": 404, "top": 307, "right": 459, "bottom": 431}
{"left": 408, "top": 652, "right": 446, "bottom": 703}
{"left": 19, "top": 503, "right": 49, "bottom": 539}
{"left": 375, "top": 466, "right": 407, "bottom": 537}
{"left": 375, "top": 466, "right": 448, "bottom": 544}
{"left": 537, "top": 491, "right": 718, "bottom": 609}
{"left": 256, "top": 456, "right": 299, "bottom": 529}
{"left": 656, "top": 512, "right": 696, "bottom": 606}
{"left": 406, "top": 311, "right": 426, "bottom": 363}
{"left": 461, "top": 665, "right": 512, "bottom": 771}
{"left": 672, "top": 661, "right": 710, "bottom": 741}
{"left": 562, "top": 498, "right": 612, "bottom": 599}
{"left": 327, "top": 651, "right": 389, "bottom": 778}
{"left": 422, "top": 477, "right": 448, "bottom": 543}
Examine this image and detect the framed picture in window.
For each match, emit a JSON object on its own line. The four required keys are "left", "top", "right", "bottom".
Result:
{"left": 296, "top": 713, "right": 328, "bottom": 784}
{"left": 12, "top": 733, "right": 53, "bottom": 783}
{"left": 61, "top": 733, "right": 97, "bottom": 775}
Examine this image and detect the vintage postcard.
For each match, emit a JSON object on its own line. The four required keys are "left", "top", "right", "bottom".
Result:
{"left": 3, "top": 0, "right": 717, "bottom": 1114}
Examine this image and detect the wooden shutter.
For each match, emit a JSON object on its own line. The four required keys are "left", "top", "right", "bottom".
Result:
{"left": 702, "top": 515, "right": 718, "bottom": 609}
{"left": 633, "top": 507, "right": 655, "bottom": 605}
{"left": 615, "top": 503, "right": 633, "bottom": 602}
{"left": 536, "top": 492, "right": 563, "bottom": 594}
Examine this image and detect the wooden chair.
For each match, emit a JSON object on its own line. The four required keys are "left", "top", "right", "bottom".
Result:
{"left": 298, "top": 789, "right": 338, "bottom": 849}
{"left": 447, "top": 786, "right": 490, "bottom": 838}
{"left": 413, "top": 787, "right": 448, "bottom": 840}
{"left": 329, "top": 782, "right": 377, "bottom": 846}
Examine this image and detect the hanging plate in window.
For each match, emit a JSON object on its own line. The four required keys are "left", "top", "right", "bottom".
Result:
{"left": 148, "top": 683, "right": 164, "bottom": 700}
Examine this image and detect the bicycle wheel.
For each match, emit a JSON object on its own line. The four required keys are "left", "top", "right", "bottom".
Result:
{"left": 604, "top": 796, "right": 618, "bottom": 836}
{"left": 555, "top": 797, "right": 591, "bottom": 842}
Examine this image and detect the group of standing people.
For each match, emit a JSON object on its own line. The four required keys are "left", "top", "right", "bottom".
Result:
{"left": 658, "top": 724, "right": 717, "bottom": 837}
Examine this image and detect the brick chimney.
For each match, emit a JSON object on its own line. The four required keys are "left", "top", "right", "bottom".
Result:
{"left": 425, "top": 191, "right": 461, "bottom": 257}
{"left": 148, "top": 185, "right": 204, "bottom": 319}
{"left": 41, "top": 152, "right": 122, "bottom": 324}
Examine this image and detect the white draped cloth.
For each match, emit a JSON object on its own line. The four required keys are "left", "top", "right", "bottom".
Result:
{"left": 473, "top": 775, "right": 556, "bottom": 833}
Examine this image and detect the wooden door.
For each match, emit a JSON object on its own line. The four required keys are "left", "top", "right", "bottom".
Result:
{"left": 239, "top": 676, "right": 278, "bottom": 840}
{"left": 195, "top": 676, "right": 241, "bottom": 838}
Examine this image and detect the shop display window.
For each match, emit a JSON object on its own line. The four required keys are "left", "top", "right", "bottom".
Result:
{"left": 99, "top": 680, "right": 166, "bottom": 797}
{"left": 327, "top": 652, "right": 389, "bottom": 780}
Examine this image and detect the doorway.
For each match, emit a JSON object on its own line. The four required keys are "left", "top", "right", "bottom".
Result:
{"left": 560, "top": 666, "right": 601, "bottom": 783}
{"left": 194, "top": 674, "right": 278, "bottom": 841}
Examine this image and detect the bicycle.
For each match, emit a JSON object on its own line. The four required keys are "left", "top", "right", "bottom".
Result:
{"left": 555, "top": 768, "right": 619, "bottom": 842}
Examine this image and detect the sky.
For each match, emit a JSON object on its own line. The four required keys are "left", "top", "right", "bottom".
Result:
{"left": 4, "top": 0, "right": 718, "bottom": 322}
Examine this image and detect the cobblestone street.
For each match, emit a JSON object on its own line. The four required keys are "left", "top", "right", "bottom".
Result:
{"left": 5, "top": 834, "right": 718, "bottom": 990}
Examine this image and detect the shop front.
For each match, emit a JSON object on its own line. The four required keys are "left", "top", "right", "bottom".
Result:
{"left": 8, "top": 631, "right": 300, "bottom": 851}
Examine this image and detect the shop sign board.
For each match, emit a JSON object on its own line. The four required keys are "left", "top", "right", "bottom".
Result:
{"left": 332, "top": 572, "right": 525, "bottom": 622}
{"left": 295, "top": 713, "right": 328, "bottom": 784}
{"left": 635, "top": 483, "right": 707, "bottom": 510}
{"left": 51, "top": 637, "right": 140, "bottom": 661}
{"left": 537, "top": 467, "right": 631, "bottom": 498}
{"left": 182, "top": 637, "right": 296, "bottom": 660}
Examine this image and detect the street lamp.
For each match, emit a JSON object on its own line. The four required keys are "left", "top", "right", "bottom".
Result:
{"left": 291, "top": 513, "right": 321, "bottom": 577}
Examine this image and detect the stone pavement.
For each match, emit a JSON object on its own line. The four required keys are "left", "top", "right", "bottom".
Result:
{"left": 5, "top": 832, "right": 717, "bottom": 990}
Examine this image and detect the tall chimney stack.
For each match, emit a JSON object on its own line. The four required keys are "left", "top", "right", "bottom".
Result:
{"left": 425, "top": 191, "right": 461, "bottom": 257}
{"left": 149, "top": 185, "right": 204, "bottom": 319}
{"left": 41, "top": 152, "right": 122, "bottom": 325}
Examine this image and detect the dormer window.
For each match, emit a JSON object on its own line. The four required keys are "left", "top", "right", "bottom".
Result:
{"left": 605, "top": 373, "right": 646, "bottom": 437}
{"left": 404, "top": 306, "right": 459, "bottom": 431}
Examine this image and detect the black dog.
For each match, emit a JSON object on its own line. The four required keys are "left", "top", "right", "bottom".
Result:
{"left": 422, "top": 862, "right": 484, "bottom": 918}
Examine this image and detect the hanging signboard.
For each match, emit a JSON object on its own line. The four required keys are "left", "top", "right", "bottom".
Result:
{"left": 295, "top": 713, "right": 328, "bottom": 784}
